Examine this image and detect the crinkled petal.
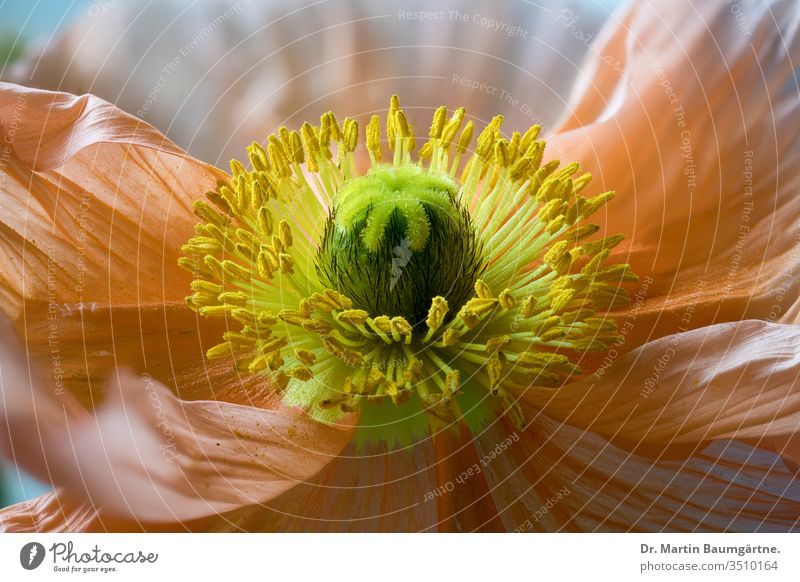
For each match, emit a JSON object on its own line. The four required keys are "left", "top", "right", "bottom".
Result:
{"left": 0, "top": 82, "right": 225, "bottom": 319}
{"left": 550, "top": 0, "right": 800, "bottom": 339}
{"left": 0, "top": 320, "right": 354, "bottom": 524}
{"left": 0, "top": 491, "right": 102, "bottom": 532}
{"left": 525, "top": 321, "right": 800, "bottom": 455}
{"left": 483, "top": 415, "right": 800, "bottom": 532}
{"left": 209, "top": 438, "right": 442, "bottom": 532}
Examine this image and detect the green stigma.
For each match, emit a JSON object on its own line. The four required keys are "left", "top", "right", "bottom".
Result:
{"left": 316, "top": 165, "right": 484, "bottom": 327}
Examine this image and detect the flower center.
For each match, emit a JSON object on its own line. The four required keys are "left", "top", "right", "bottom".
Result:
{"left": 315, "top": 165, "right": 484, "bottom": 328}
{"left": 179, "top": 96, "right": 636, "bottom": 446}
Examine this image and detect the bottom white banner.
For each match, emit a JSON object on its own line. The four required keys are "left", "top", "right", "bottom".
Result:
{"left": 1, "top": 533, "right": 797, "bottom": 581}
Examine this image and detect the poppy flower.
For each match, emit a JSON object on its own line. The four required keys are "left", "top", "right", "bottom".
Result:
{"left": 1, "top": 0, "right": 799, "bottom": 532}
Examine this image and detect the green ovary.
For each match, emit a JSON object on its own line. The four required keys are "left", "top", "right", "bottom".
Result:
{"left": 315, "top": 165, "right": 485, "bottom": 328}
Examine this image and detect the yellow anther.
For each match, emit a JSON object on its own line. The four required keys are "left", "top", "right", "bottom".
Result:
{"left": 466, "top": 297, "right": 499, "bottom": 316}
{"left": 289, "top": 366, "right": 314, "bottom": 381}
{"left": 425, "top": 296, "right": 449, "bottom": 332}
{"left": 326, "top": 111, "right": 342, "bottom": 141}
{"left": 337, "top": 309, "right": 370, "bottom": 326}
{"left": 494, "top": 139, "right": 511, "bottom": 167}
{"left": 322, "top": 337, "right": 363, "bottom": 367}
{"left": 301, "top": 318, "right": 333, "bottom": 335}
{"left": 207, "top": 342, "right": 234, "bottom": 359}
{"left": 317, "top": 290, "right": 348, "bottom": 310}
{"left": 257, "top": 250, "right": 277, "bottom": 279}
{"left": 271, "top": 235, "right": 284, "bottom": 255}
{"left": 278, "top": 309, "right": 309, "bottom": 327}
{"left": 418, "top": 141, "right": 433, "bottom": 160}
{"left": 455, "top": 121, "right": 474, "bottom": 155}
{"left": 486, "top": 357, "right": 505, "bottom": 391}
{"left": 293, "top": 349, "right": 316, "bottom": 367}
{"left": 366, "top": 115, "right": 382, "bottom": 161}
{"left": 440, "top": 107, "right": 466, "bottom": 149}
{"left": 223, "top": 331, "right": 256, "bottom": 347}
{"left": 193, "top": 200, "right": 228, "bottom": 228}
{"left": 387, "top": 95, "right": 401, "bottom": 149}
{"left": 394, "top": 109, "right": 411, "bottom": 136}
{"left": 539, "top": 199, "right": 567, "bottom": 223}
{"left": 257, "top": 207, "right": 273, "bottom": 236}
{"left": 230, "top": 159, "right": 246, "bottom": 177}
{"left": 429, "top": 105, "right": 447, "bottom": 139}
{"left": 199, "top": 305, "right": 232, "bottom": 318}
{"left": 278, "top": 220, "right": 293, "bottom": 248}
{"left": 230, "top": 308, "right": 256, "bottom": 325}
{"left": 301, "top": 123, "right": 321, "bottom": 171}
{"left": 218, "top": 291, "right": 249, "bottom": 306}
{"left": 528, "top": 160, "right": 560, "bottom": 198}
{"left": 596, "top": 264, "right": 638, "bottom": 283}
{"left": 510, "top": 155, "right": 533, "bottom": 182}
{"left": 441, "top": 328, "right": 460, "bottom": 347}
{"left": 543, "top": 240, "right": 571, "bottom": 274}
{"left": 444, "top": 370, "right": 460, "bottom": 396}
{"left": 572, "top": 172, "right": 592, "bottom": 193}
{"left": 191, "top": 280, "right": 222, "bottom": 294}
{"left": 394, "top": 110, "right": 415, "bottom": 151}
{"left": 221, "top": 260, "right": 251, "bottom": 281}
{"left": 343, "top": 118, "right": 359, "bottom": 152}
{"left": 550, "top": 288, "right": 576, "bottom": 313}
{"left": 520, "top": 124, "right": 541, "bottom": 149}
{"left": 247, "top": 142, "right": 269, "bottom": 172}
{"left": 278, "top": 253, "right": 294, "bottom": 274}
{"left": 293, "top": 130, "right": 307, "bottom": 162}
{"left": 459, "top": 307, "right": 481, "bottom": 329}
{"left": 499, "top": 289, "right": 517, "bottom": 309}
{"left": 390, "top": 316, "right": 413, "bottom": 339}
{"left": 267, "top": 138, "right": 290, "bottom": 177}
{"left": 581, "top": 191, "right": 615, "bottom": 218}
{"left": 474, "top": 279, "right": 493, "bottom": 299}
{"left": 371, "top": 315, "right": 393, "bottom": 334}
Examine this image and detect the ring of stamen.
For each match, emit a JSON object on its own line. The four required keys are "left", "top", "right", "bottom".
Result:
{"left": 180, "top": 96, "right": 636, "bottom": 446}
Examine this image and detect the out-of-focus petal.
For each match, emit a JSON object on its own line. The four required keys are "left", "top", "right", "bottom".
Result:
{"left": 550, "top": 0, "right": 800, "bottom": 339}
{"left": 525, "top": 321, "right": 800, "bottom": 455}
{"left": 0, "top": 321, "right": 354, "bottom": 525}
{"left": 0, "top": 82, "right": 226, "bottom": 319}
{"left": 7, "top": 0, "right": 611, "bottom": 163}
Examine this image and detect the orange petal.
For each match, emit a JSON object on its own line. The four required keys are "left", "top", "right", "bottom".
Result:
{"left": 213, "top": 439, "right": 442, "bottom": 532}
{"left": 0, "top": 489, "right": 213, "bottom": 532}
{"left": 0, "top": 320, "right": 353, "bottom": 524}
{"left": 490, "top": 414, "right": 800, "bottom": 531}
{"left": 0, "top": 82, "right": 226, "bottom": 319}
{"left": 525, "top": 321, "right": 800, "bottom": 455}
{"left": 209, "top": 426, "right": 513, "bottom": 532}
{"left": 0, "top": 491, "right": 102, "bottom": 532}
{"left": 18, "top": 300, "right": 274, "bottom": 408}
{"left": 550, "top": 1, "right": 800, "bottom": 337}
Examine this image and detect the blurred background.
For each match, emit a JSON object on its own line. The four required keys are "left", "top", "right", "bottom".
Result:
{"left": 0, "top": 0, "right": 622, "bottom": 508}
